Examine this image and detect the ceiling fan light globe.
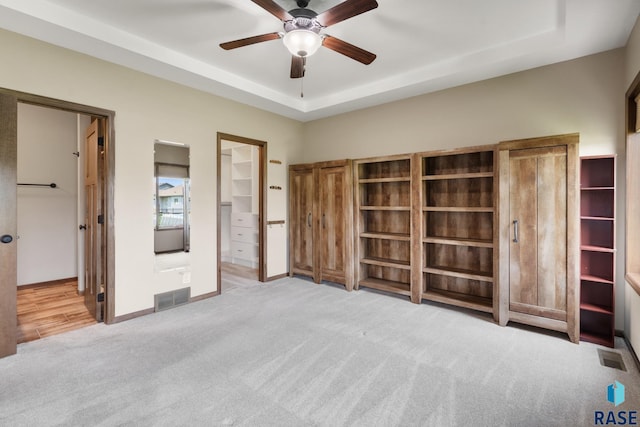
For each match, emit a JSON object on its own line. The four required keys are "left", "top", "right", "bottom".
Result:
{"left": 283, "top": 30, "right": 322, "bottom": 57}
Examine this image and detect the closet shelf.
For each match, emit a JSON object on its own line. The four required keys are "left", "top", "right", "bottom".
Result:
{"left": 358, "top": 278, "right": 411, "bottom": 296}
{"left": 424, "top": 266, "right": 493, "bottom": 282}
{"left": 423, "top": 206, "right": 493, "bottom": 213}
{"left": 580, "top": 303, "right": 613, "bottom": 315}
{"left": 580, "top": 187, "right": 614, "bottom": 191}
{"left": 360, "top": 232, "right": 411, "bottom": 241}
{"left": 580, "top": 245, "right": 614, "bottom": 253}
{"left": 360, "top": 206, "right": 410, "bottom": 211}
{"left": 359, "top": 177, "right": 411, "bottom": 183}
{"left": 422, "top": 172, "right": 493, "bottom": 180}
{"left": 361, "top": 257, "right": 411, "bottom": 270}
{"left": 580, "top": 216, "right": 614, "bottom": 221}
{"left": 423, "top": 236, "right": 493, "bottom": 248}
{"left": 580, "top": 274, "right": 614, "bottom": 285}
{"left": 232, "top": 159, "right": 252, "bottom": 166}
{"left": 422, "top": 289, "right": 493, "bottom": 313}
{"left": 580, "top": 332, "right": 613, "bottom": 347}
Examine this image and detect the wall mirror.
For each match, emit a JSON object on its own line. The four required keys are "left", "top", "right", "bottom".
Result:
{"left": 153, "top": 140, "right": 190, "bottom": 271}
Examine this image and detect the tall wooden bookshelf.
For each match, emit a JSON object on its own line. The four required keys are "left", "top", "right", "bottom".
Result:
{"left": 419, "top": 147, "right": 497, "bottom": 315}
{"left": 353, "top": 147, "right": 497, "bottom": 313}
{"left": 580, "top": 155, "right": 616, "bottom": 347}
{"left": 354, "top": 155, "right": 414, "bottom": 298}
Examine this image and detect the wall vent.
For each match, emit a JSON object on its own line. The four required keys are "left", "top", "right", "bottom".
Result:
{"left": 154, "top": 287, "right": 191, "bottom": 312}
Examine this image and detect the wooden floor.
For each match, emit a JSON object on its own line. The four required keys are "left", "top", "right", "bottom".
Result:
{"left": 221, "top": 262, "right": 258, "bottom": 280}
{"left": 17, "top": 278, "right": 97, "bottom": 344}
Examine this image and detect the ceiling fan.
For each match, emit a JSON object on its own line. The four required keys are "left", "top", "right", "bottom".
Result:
{"left": 220, "top": 0, "right": 378, "bottom": 79}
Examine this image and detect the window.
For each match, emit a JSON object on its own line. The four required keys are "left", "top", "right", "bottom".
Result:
{"left": 625, "top": 74, "right": 640, "bottom": 296}
{"left": 155, "top": 165, "right": 189, "bottom": 230}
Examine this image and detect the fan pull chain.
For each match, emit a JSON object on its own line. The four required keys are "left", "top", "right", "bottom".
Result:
{"left": 300, "top": 75, "right": 304, "bottom": 98}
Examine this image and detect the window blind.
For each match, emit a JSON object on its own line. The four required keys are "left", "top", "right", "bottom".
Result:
{"left": 156, "top": 164, "right": 188, "bottom": 178}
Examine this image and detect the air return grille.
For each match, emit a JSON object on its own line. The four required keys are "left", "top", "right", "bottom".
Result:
{"left": 154, "top": 287, "right": 191, "bottom": 312}
{"left": 598, "top": 349, "right": 627, "bottom": 371}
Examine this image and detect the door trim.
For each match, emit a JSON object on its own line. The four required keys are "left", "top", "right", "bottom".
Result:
{"left": 216, "top": 132, "right": 267, "bottom": 287}
{"left": 0, "top": 87, "right": 116, "bottom": 326}
{"left": 0, "top": 92, "right": 17, "bottom": 358}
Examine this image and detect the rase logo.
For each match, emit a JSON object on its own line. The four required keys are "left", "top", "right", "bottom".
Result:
{"left": 609, "top": 381, "right": 626, "bottom": 407}
{"left": 594, "top": 381, "right": 637, "bottom": 425}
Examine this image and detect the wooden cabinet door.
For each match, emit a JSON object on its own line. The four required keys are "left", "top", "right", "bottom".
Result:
{"left": 289, "top": 167, "right": 315, "bottom": 277}
{"left": 509, "top": 146, "right": 567, "bottom": 321}
{"left": 318, "top": 166, "right": 347, "bottom": 283}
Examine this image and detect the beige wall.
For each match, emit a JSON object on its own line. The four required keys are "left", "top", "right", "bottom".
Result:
{"left": 624, "top": 16, "right": 640, "bottom": 357}
{"left": 626, "top": 16, "right": 640, "bottom": 89}
{"left": 0, "top": 29, "right": 304, "bottom": 317}
{"left": 303, "top": 48, "right": 627, "bottom": 330}
{"left": 303, "top": 49, "right": 625, "bottom": 161}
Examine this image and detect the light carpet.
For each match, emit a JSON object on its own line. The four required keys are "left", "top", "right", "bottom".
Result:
{"left": 0, "top": 276, "right": 638, "bottom": 426}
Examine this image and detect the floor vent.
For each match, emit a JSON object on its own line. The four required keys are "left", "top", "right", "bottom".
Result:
{"left": 598, "top": 349, "right": 627, "bottom": 371}
{"left": 154, "top": 287, "right": 191, "bottom": 312}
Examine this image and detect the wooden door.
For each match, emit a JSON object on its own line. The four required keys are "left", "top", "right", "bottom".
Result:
{"left": 289, "top": 167, "right": 315, "bottom": 278}
{"left": 509, "top": 145, "right": 567, "bottom": 321}
{"left": 84, "top": 119, "right": 99, "bottom": 319}
{"left": 0, "top": 93, "right": 17, "bottom": 357}
{"left": 318, "top": 166, "right": 347, "bottom": 284}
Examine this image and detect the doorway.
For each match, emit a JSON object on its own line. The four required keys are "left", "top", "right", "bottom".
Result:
{"left": 0, "top": 89, "right": 115, "bottom": 358}
{"left": 216, "top": 133, "right": 267, "bottom": 291}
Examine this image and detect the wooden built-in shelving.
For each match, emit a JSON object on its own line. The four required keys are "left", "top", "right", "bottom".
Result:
{"left": 579, "top": 155, "right": 616, "bottom": 347}
{"left": 353, "top": 146, "right": 498, "bottom": 315}
{"left": 288, "top": 137, "right": 592, "bottom": 342}
{"left": 419, "top": 147, "right": 497, "bottom": 315}
{"left": 354, "top": 155, "right": 414, "bottom": 299}
{"left": 230, "top": 144, "right": 259, "bottom": 268}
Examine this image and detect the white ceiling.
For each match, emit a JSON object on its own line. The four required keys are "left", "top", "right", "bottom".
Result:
{"left": 0, "top": 0, "right": 638, "bottom": 121}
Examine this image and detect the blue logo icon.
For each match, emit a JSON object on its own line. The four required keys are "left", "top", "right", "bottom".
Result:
{"left": 608, "top": 381, "right": 625, "bottom": 407}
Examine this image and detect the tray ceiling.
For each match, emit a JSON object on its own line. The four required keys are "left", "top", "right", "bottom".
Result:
{"left": 0, "top": 0, "right": 638, "bottom": 121}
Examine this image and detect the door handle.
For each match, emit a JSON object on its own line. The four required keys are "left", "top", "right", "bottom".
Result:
{"left": 322, "top": 213, "right": 326, "bottom": 229}
{"left": 1, "top": 234, "right": 13, "bottom": 244}
{"left": 513, "top": 220, "right": 519, "bottom": 243}
{"left": 79, "top": 224, "right": 87, "bottom": 230}
{"left": 307, "top": 212, "right": 312, "bottom": 227}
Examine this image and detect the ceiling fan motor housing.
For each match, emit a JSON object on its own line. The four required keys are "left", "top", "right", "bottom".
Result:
{"left": 285, "top": 7, "right": 321, "bottom": 32}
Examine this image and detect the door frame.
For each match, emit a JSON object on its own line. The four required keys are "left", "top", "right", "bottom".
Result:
{"left": 216, "top": 132, "right": 267, "bottom": 286}
{"left": 0, "top": 88, "right": 116, "bottom": 332}
{"left": 0, "top": 91, "right": 17, "bottom": 357}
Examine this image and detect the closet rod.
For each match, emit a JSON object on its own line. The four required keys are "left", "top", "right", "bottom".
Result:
{"left": 17, "top": 182, "right": 57, "bottom": 188}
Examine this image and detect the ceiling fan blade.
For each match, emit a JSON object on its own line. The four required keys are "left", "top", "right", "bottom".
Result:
{"left": 316, "top": 0, "right": 378, "bottom": 27}
{"left": 322, "top": 35, "right": 376, "bottom": 65}
{"left": 220, "top": 32, "right": 281, "bottom": 50}
{"left": 290, "top": 56, "right": 305, "bottom": 79}
{"left": 250, "top": 0, "right": 293, "bottom": 21}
